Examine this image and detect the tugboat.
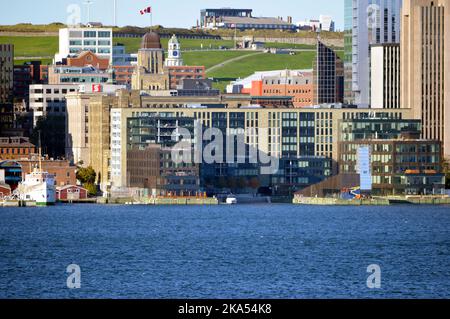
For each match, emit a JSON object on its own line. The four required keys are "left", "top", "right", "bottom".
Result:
{"left": 16, "top": 170, "right": 56, "bottom": 206}
{"left": 15, "top": 133, "right": 56, "bottom": 206}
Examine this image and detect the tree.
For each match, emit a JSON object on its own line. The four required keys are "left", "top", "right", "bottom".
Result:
{"left": 76, "top": 166, "right": 97, "bottom": 185}
{"left": 76, "top": 166, "right": 97, "bottom": 196}
{"left": 83, "top": 183, "right": 98, "bottom": 197}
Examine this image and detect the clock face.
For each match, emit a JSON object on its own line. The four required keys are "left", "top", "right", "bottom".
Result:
{"left": 173, "top": 51, "right": 178, "bottom": 57}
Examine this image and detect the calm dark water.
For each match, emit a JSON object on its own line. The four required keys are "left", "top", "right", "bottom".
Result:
{"left": 0, "top": 204, "right": 449, "bottom": 299}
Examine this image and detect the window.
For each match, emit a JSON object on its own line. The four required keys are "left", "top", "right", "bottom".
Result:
{"left": 98, "top": 48, "right": 111, "bottom": 54}
{"left": 69, "top": 31, "right": 83, "bottom": 37}
{"left": 84, "top": 31, "right": 97, "bottom": 38}
{"left": 98, "top": 31, "right": 111, "bottom": 38}
{"left": 69, "top": 48, "right": 81, "bottom": 54}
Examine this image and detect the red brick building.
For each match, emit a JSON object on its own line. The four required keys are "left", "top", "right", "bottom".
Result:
{"left": 40, "top": 65, "right": 49, "bottom": 83}
{"left": 17, "top": 159, "right": 77, "bottom": 187}
{"left": 0, "top": 137, "right": 36, "bottom": 160}
{"left": 66, "top": 51, "right": 110, "bottom": 70}
{"left": 238, "top": 70, "right": 314, "bottom": 108}
{"left": 113, "top": 65, "right": 135, "bottom": 86}
{"left": 166, "top": 66, "right": 206, "bottom": 90}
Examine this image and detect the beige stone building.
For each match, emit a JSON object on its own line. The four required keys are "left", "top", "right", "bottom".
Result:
{"left": 131, "top": 32, "right": 169, "bottom": 91}
{"left": 401, "top": 0, "right": 450, "bottom": 158}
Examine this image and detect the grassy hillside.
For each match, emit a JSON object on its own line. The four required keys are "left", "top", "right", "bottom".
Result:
{"left": 0, "top": 36, "right": 58, "bottom": 58}
{"left": 183, "top": 51, "right": 253, "bottom": 70}
{"left": 114, "top": 37, "right": 236, "bottom": 52}
{"left": 207, "top": 51, "right": 317, "bottom": 92}
{"left": 1, "top": 35, "right": 318, "bottom": 60}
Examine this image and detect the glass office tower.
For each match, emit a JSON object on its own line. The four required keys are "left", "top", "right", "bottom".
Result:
{"left": 344, "top": 0, "right": 402, "bottom": 106}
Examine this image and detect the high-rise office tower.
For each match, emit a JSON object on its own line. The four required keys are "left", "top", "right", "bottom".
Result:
{"left": 401, "top": 0, "right": 450, "bottom": 159}
{"left": 344, "top": 0, "right": 402, "bottom": 106}
{"left": 371, "top": 43, "right": 400, "bottom": 109}
{"left": 0, "top": 44, "right": 14, "bottom": 135}
{"left": 313, "top": 40, "right": 344, "bottom": 104}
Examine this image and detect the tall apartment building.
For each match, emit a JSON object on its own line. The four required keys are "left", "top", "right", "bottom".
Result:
{"left": 313, "top": 40, "right": 344, "bottom": 105}
{"left": 371, "top": 43, "right": 400, "bottom": 109}
{"left": 55, "top": 27, "right": 113, "bottom": 63}
{"left": 13, "top": 61, "right": 42, "bottom": 108}
{"left": 0, "top": 44, "right": 14, "bottom": 134}
{"left": 401, "top": 0, "right": 450, "bottom": 159}
{"left": 344, "top": 0, "right": 402, "bottom": 106}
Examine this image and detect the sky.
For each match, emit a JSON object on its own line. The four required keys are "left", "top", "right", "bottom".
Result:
{"left": 0, "top": 0, "right": 345, "bottom": 30}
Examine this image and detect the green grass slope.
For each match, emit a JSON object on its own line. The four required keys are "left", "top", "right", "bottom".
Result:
{"left": 0, "top": 36, "right": 58, "bottom": 57}
{"left": 207, "top": 52, "right": 317, "bottom": 92}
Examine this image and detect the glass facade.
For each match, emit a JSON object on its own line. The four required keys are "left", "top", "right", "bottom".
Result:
{"left": 344, "top": 0, "right": 402, "bottom": 105}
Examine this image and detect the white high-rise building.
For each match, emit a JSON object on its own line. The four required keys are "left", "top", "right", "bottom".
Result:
{"left": 165, "top": 35, "right": 184, "bottom": 67}
{"left": 55, "top": 27, "right": 113, "bottom": 63}
{"left": 344, "top": 0, "right": 402, "bottom": 107}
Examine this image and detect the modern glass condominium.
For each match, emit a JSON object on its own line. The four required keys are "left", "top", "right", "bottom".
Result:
{"left": 344, "top": 0, "right": 402, "bottom": 106}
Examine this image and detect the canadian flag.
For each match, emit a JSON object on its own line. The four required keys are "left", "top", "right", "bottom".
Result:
{"left": 92, "top": 84, "right": 102, "bottom": 93}
{"left": 140, "top": 6, "right": 152, "bottom": 15}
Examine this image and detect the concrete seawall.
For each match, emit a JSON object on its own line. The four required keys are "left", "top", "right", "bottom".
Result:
{"left": 293, "top": 196, "right": 450, "bottom": 206}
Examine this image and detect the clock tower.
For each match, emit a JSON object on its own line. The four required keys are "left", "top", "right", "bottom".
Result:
{"left": 165, "top": 34, "right": 184, "bottom": 67}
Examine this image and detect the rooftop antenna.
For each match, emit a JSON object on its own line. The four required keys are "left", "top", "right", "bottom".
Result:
{"left": 113, "top": 0, "right": 117, "bottom": 26}
{"left": 83, "top": 0, "right": 94, "bottom": 23}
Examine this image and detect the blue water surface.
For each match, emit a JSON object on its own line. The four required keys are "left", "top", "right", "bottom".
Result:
{"left": 0, "top": 204, "right": 449, "bottom": 298}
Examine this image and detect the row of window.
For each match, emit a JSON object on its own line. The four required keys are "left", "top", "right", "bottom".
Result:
{"left": 69, "top": 40, "right": 111, "bottom": 46}
{"left": 0, "top": 148, "right": 32, "bottom": 154}
{"left": 69, "top": 31, "right": 111, "bottom": 38}
{"left": 31, "top": 88, "right": 76, "bottom": 94}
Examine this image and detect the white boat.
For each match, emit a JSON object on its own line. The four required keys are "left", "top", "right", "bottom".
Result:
{"left": 225, "top": 195, "right": 238, "bottom": 205}
{"left": 14, "top": 132, "right": 56, "bottom": 206}
{"left": 16, "top": 169, "right": 56, "bottom": 206}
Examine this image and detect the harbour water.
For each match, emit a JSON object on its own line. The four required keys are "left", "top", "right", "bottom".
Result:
{"left": 0, "top": 204, "right": 449, "bottom": 299}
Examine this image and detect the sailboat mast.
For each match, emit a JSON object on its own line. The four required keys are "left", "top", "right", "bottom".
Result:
{"left": 38, "top": 131, "right": 42, "bottom": 172}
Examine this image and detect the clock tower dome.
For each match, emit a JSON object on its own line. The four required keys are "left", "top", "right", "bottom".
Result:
{"left": 165, "top": 34, "right": 184, "bottom": 67}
